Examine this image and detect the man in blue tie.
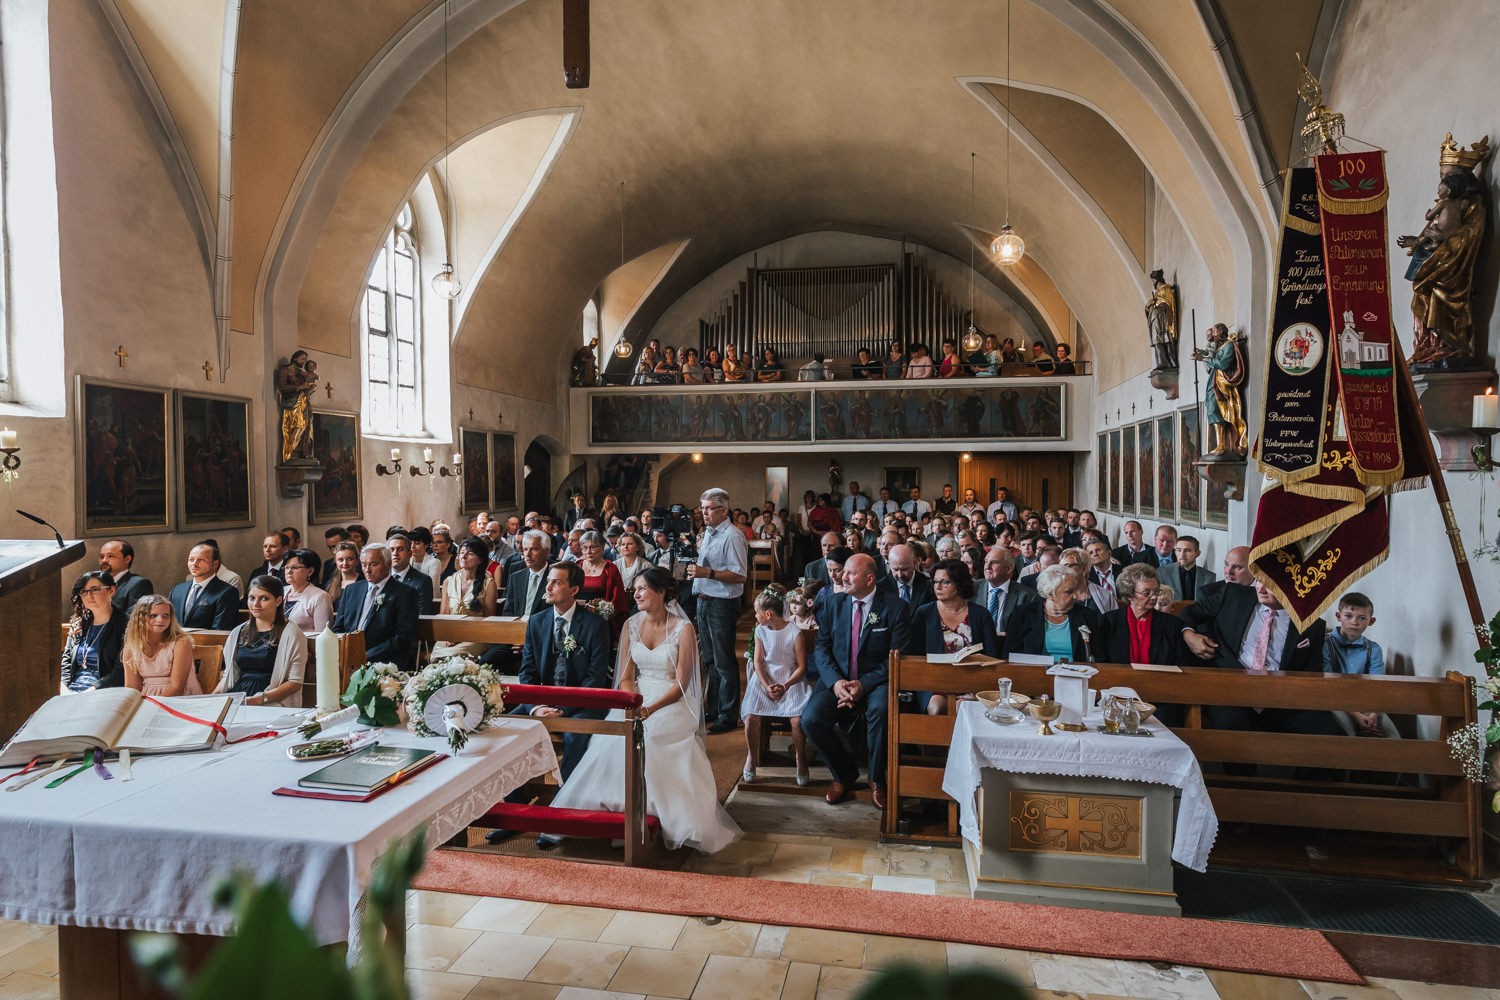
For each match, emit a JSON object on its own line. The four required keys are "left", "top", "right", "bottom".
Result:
{"left": 976, "top": 547, "right": 1035, "bottom": 633}
{"left": 802, "top": 554, "right": 911, "bottom": 808}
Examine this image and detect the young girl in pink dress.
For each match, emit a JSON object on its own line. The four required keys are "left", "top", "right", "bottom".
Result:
{"left": 121, "top": 595, "right": 203, "bottom": 697}
{"left": 740, "top": 584, "right": 813, "bottom": 785}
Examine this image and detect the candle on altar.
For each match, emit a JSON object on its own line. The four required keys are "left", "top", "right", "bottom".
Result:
{"left": 315, "top": 627, "right": 341, "bottom": 712}
{"left": 1474, "top": 388, "right": 1499, "bottom": 430}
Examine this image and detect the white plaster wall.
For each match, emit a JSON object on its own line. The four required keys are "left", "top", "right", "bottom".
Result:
{"left": 1315, "top": 0, "right": 1500, "bottom": 679}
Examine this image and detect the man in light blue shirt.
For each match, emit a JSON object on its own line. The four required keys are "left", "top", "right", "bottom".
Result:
{"left": 689, "top": 488, "right": 749, "bottom": 733}
{"left": 841, "top": 481, "right": 870, "bottom": 523}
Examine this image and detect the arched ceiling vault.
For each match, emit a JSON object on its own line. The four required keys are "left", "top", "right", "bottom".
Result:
{"left": 95, "top": 0, "right": 1329, "bottom": 394}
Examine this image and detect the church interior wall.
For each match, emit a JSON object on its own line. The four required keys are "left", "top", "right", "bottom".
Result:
{"left": 1308, "top": 0, "right": 1500, "bottom": 683}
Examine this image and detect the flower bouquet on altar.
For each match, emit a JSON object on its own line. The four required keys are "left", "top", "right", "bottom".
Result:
{"left": 340, "top": 662, "right": 408, "bottom": 727}
{"left": 584, "top": 598, "right": 615, "bottom": 620}
{"left": 402, "top": 655, "right": 506, "bottom": 753}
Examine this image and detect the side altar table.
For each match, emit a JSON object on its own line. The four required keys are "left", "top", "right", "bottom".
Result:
{"left": 0, "top": 709, "right": 559, "bottom": 999}
{"left": 941, "top": 700, "right": 1218, "bottom": 916}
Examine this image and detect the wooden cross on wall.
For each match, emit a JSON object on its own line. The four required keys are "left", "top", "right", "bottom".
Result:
{"left": 114, "top": 345, "right": 128, "bottom": 368}
{"left": 324, "top": 382, "right": 334, "bottom": 399}
{"left": 202, "top": 361, "right": 213, "bottom": 381}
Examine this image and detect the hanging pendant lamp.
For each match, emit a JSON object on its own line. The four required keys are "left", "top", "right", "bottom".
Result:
{"left": 431, "top": 0, "right": 463, "bottom": 300}
{"left": 961, "top": 152, "right": 984, "bottom": 353}
{"left": 990, "top": 0, "right": 1025, "bottom": 267}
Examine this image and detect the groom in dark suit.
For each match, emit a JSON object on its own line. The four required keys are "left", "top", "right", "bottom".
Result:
{"left": 803, "top": 553, "right": 911, "bottom": 808}
{"left": 331, "top": 542, "right": 421, "bottom": 671}
{"left": 516, "top": 562, "right": 612, "bottom": 777}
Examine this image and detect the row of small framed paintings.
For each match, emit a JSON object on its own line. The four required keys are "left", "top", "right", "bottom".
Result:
{"left": 457, "top": 428, "right": 517, "bottom": 517}
{"left": 1095, "top": 406, "right": 1227, "bottom": 528}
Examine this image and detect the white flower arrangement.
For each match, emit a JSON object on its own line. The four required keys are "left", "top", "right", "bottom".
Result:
{"left": 561, "top": 634, "right": 580, "bottom": 656}
{"left": 402, "top": 655, "right": 506, "bottom": 751}
{"left": 585, "top": 599, "right": 616, "bottom": 620}
{"left": 341, "top": 661, "right": 409, "bottom": 727}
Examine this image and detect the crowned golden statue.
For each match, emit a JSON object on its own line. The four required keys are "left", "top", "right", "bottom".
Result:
{"left": 1399, "top": 133, "right": 1489, "bottom": 370}
{"left": 277, "top": 350, "right": 318, "bottom": 464}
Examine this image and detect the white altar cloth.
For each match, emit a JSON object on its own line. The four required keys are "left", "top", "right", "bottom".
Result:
{"left": 0, "top": 709, "right": 557, "bottom": 944}
{"left": 940, "top": 700, "right": 1218, "bottom": 871}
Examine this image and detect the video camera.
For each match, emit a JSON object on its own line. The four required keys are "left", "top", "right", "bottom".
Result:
{"left": 653, "top": 503, "right": 698, "bottom": 578}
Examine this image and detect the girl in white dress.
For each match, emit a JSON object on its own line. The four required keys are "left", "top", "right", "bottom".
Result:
{"left": 548, "top": 567, "right": 741, "bottom": 854}
{"left": 740, "top": 585, "right": 812, "bottom": 784}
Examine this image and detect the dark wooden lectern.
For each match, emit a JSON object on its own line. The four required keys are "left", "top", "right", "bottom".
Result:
{"left": 0, "top": 539, "right": 86, "bottom": 743}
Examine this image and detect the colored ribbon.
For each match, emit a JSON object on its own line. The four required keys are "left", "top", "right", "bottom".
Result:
{"left": 6, "top": 758, "right": 70, "bottom": 792}
{"left": 48, "top": 750, "right": 96, "bottom": 789}
{"left": 140, "top": 695, "right": 277, "bottom": 744}
{"left": 0, "top": 756, "right": 42, "bottom": 786}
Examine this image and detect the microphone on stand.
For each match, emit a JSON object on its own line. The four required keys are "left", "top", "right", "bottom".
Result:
{"left": 16, "top": 509, "right": 65, "bottom": 550}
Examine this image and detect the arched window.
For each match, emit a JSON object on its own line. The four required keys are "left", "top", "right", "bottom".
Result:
{"left": 364, "top": 203, "right": 422, "bottom": 435}
{"left": 582, "top": 298, "right": 599, "bottom": 348}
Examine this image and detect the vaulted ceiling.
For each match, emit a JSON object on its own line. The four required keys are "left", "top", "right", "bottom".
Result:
{"left": 100, "top": 0, "right": 1330, "bottom": 396}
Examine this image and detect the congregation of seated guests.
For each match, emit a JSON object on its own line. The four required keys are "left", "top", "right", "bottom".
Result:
{"left": 58, "top": 485, "right": 1391, "bottom": 799}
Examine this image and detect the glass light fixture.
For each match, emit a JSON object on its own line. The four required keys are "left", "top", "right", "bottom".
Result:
{"left": 432, "top": 262, "right": 462, "bottom": 299}
{"left": 613, "top": 338, "right": 634, "bottom": 359}
{"left": 962, "top": 325, "right": 983, "bottom": 353}
{"left": 690, "top": 452, "right": 703, "bottom": 463}
{"left": 959, "top": 452, "right": 973, "bottom": 463}
{"left": 991, "top": 225, "right": 1025, "bottom": 266}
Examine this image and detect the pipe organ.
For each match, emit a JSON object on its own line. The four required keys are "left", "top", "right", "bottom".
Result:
{"left": 697, "top": 252, "right": 971, "bottom": 362}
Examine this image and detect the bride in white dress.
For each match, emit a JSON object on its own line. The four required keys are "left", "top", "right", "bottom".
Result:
{"left": 548, "top": 567, "right": 742, "bottom": 854}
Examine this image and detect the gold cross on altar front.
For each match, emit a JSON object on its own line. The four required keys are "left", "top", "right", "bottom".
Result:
{"left": 1046, "top": 798, "right": 1103, "bottom": 852}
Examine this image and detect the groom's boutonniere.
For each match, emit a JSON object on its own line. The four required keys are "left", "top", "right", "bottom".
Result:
{"left": 865, "top": 611, "right": 880, "bottom": 627}
{"left": 561, "top": 634, "right": 580, "bottom": 656}
{"left": 374, "top": 591, "right": 387, "bottom": 611}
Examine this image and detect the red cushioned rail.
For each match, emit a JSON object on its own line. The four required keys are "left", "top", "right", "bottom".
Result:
{"left": 504, "top": 684, "right": 643, "bottom": 712}
{"left": 473, "top": 802, "right": 661, "bottom": 839}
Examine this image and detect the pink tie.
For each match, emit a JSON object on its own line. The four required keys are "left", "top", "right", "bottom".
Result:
{"left": 849, "top": 599, "right": 863, "bottom": 680}
{"left": 1248, "top": 606, "right": 1273, "bottom": 674}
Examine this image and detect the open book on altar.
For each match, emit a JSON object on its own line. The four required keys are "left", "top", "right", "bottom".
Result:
{"left": 0, "top": 689, "right": 236, "bottom": 766}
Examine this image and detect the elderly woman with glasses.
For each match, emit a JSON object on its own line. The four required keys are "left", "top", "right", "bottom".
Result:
{"left": 1102, "top": 562, "right": 1186, "bottom": 724}
{"left": 905, "top": 558, "right": 1001, "bottom": 715}
{"left": 1004, "top": 564, "right": 1107, "bottom": 663}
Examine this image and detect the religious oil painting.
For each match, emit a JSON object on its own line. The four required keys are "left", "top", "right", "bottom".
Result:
{"left": 1108, "top": 429, "right": 1121, "bottom": 514}
{"left": 77, "top": 378, "right": 172, "bottom": 535}
{"left": 587, "top": 383, "right": 1065, "bottom": 446}
{"left": 459, "top": 428, "right": 490, "bottom": 515}
{"left": 309, "top": 411, "right": 361, "bottom": 523}
{"left": 1096, "top": 432, "right": 1110, "bottom": 511}
{"left": 1155, "top": 415, "right": 1175, "bottom": 523}
{"left": 1138, "top": 421, "right": 1156, "bottom": 516}
{"left": 1120, "top": 423, "right": 1136, "bottom": 515}
{"left": 1178, "top": 406, "right": 1203, "bottom": 526}
{"left": 176, "top": 391, "right": 253, "bottom": 530}
{"left": 490, "top": 432, "right": 518, "bottom": 511}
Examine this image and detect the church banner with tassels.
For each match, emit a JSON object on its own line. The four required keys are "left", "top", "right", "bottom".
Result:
{"left": 1250, "top": 158, "right": 1429, "bottom": 631}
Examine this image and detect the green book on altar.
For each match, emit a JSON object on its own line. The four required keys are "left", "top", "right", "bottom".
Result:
{"left": 297, "top": 743, "right": 441, "bottom": 793}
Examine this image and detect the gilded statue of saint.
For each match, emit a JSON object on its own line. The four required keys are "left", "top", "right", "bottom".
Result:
{"left": 1145, "top": 269, "right": 1178, "bottom": 372}
{"left": 1399, "top": 133, "right": 1489, "bottom": 370}
{"left": 1192, "top": 323, "right": 1247, "bottom": 458}
{"left": 277, "top": 350, "right": 318, "bottom": 463}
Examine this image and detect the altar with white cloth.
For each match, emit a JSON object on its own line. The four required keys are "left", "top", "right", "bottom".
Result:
{"left": 941, "top": 700, "right": 1218, "bottom": 916}
{"left": 0, "top": 707, "right": 557, "bottom": 996}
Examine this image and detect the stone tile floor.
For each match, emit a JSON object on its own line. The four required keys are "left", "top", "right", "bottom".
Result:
{"left": 2, "top": 767, "right": 1495, "bottom": 998}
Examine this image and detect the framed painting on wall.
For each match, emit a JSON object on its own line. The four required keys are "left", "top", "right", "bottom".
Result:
{"left": 1178, "top": 407, "right": 1203, "bottom": 526}
{"left": 490, "top": 432, "right": 517, "bottom": 511}
{"left": 1120, "top": 424, "right": 1136, "bottom": 515}
{"left": 77, "top": 377, "right": 172, "bottom": 536}
{"left": 1155, "top": 415, "right": 1175, "bottom": 523}
{"left": 1137, "top": 422, "right": 1156, "bottom": 517}
{"left": 884, "top": 467, "right": 921, "bottom": 503}
{"left": 459, "top": 428, "right": 490, "bottom": 515}
{"left": 176, "top": 391, "right": 253, "bottom": 530}
{"left": 1096, "top": 432, "right": 1109, "bottom": 511}
{"left": 309, "top": 410, "right": 361, "bottom": 523}
{"left": 1108, "top": 429, "right": 1121, "bottom": 515}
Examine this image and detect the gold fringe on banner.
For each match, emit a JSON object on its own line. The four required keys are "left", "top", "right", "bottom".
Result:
{"left": 1316, "top": 189, "right": 1389, "bottom": 215}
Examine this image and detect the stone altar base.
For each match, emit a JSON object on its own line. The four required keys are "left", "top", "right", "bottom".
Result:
{"left": 963, "top": 769, "right": 1181, "bottom": 917}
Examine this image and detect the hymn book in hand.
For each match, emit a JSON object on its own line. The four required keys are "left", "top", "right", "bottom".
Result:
{"left": 0, "top": 689, "right": 236, "bottom": 766}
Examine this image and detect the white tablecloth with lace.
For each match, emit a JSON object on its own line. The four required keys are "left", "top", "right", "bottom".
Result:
{"left": 0, "top": 710, "right": 557, "bottom": 944}
{"left": 940, "top": 700, "right": 1218, "bottom": 871}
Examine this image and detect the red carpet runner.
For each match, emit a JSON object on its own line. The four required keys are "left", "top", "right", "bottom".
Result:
{"left": 415, "top": 850, "right": 1361, "bottom": 984}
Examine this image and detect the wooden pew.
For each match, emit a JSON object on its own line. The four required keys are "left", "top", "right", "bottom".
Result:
{"left": 466, "top": 682, "right": 661, "bottom": 867}
{"left": 418, "top": 614, "right": 528, "bottom": 648}
{"left": 884, "top": 654, "right": 1482, "bottom": 882}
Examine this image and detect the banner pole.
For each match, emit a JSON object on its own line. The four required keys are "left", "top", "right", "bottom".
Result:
{"left": 1190, "top": 309, "right": 1202, "bottom": 440}
{"left": 1392, "top": 342, "right": 1491, "bottom": 647}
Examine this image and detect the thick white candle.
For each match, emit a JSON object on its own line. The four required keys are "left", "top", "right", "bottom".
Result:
{"left": 389, "top": 447, "right": 401, "bottom": 462}
{"left": 423, "top": 447, "right": 433, "bottom": 462}
{"left": 315, "top": 627, "right": 342, "bottom": 712}
{"left": 453, "top": 452, "right": 462, "bottom": 465}
{"left": 0, "top": 428, "right": 15, "bottom": 449}
{"left": 1474, "top": 389, "right": 1499, "bottom": 430}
